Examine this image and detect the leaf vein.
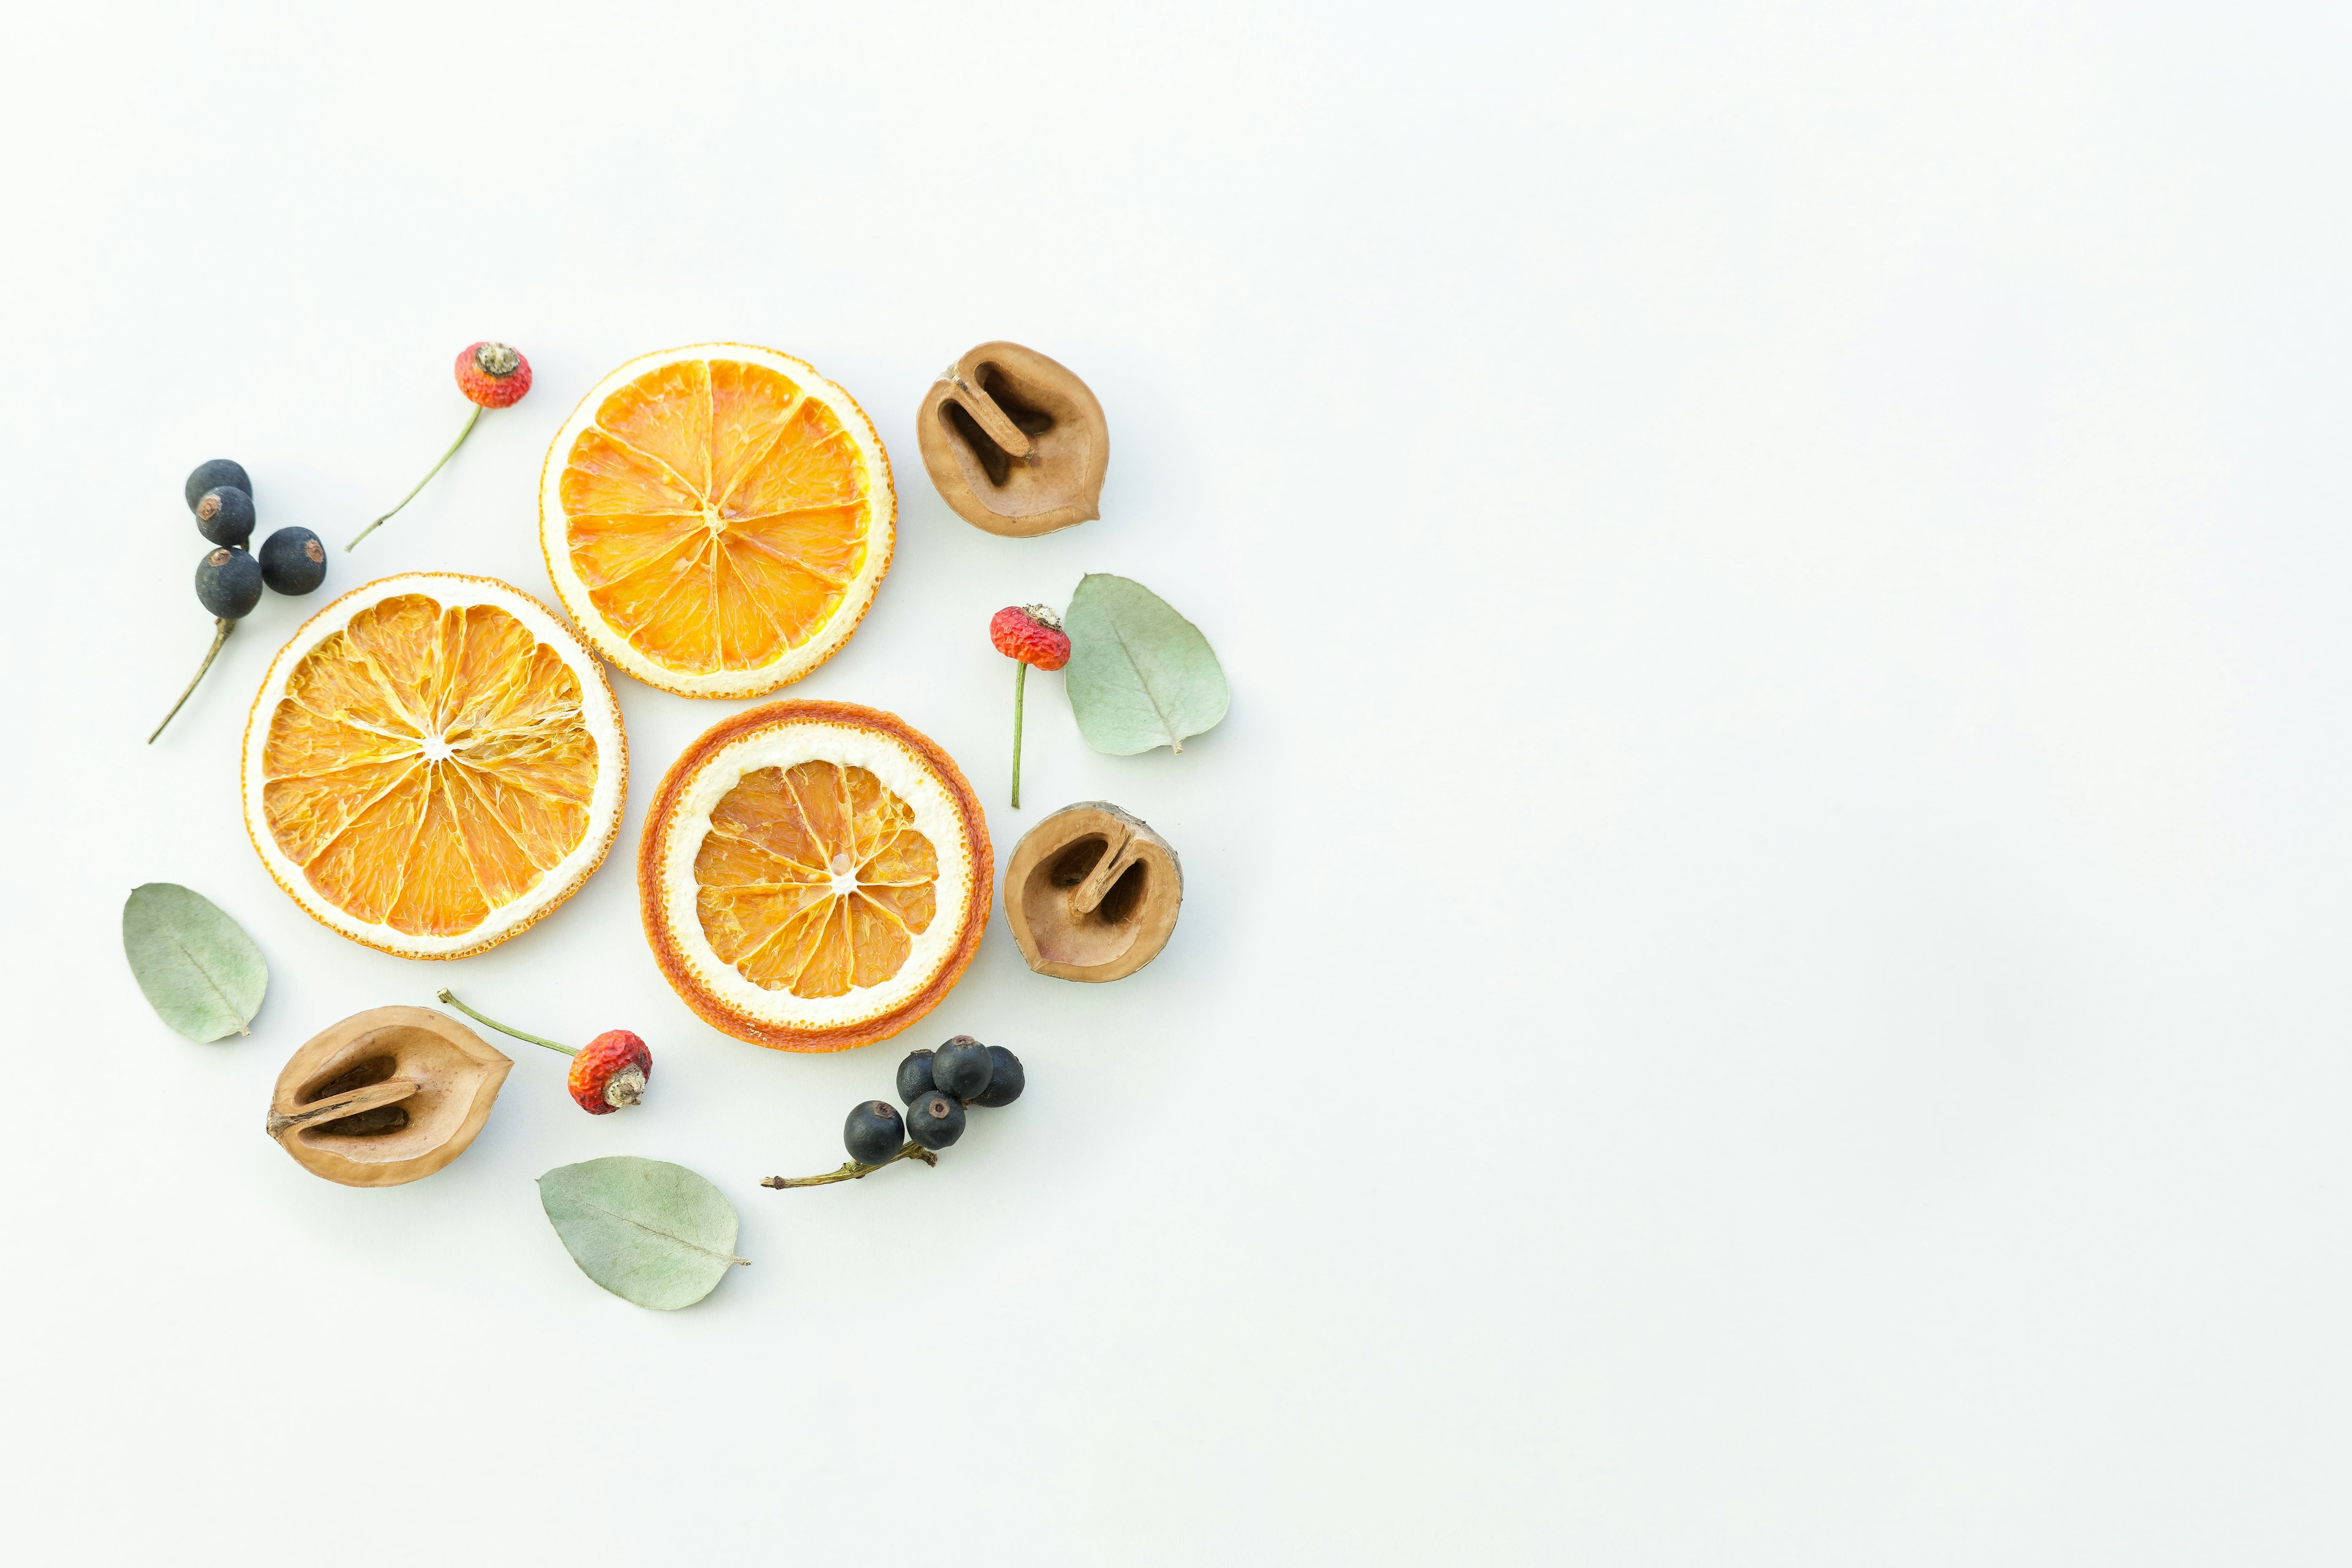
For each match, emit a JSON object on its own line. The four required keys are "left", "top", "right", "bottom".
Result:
{"left": 570, "top": 1196, "right": 741, "bottom": 1265}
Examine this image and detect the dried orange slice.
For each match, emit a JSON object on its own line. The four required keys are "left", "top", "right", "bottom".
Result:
{"left": 241, "top": 573, "right": 627, "bottom": 959}
{"left": 539, "top": 344, "right": 895, "bottom": 698}
{"left": 639, "top": 701, "right": 990, "bottom": 1052}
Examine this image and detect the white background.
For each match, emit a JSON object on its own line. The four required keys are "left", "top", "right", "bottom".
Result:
{"left": 2, "top": 3, "right": 2345, "bottom": 1562}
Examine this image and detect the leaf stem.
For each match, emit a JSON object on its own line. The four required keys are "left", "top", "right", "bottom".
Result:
{"left": 347, "top": 402, "right": 482, "bottom": 551}
{"left": 148, "top": 619, "right": 233, "bottom": 744}
{"left": 1011, "top": 660, "right": 1027, "bottom": 809}
{"left": 760, "top": 1142, "right": 938, "bottom": 1188}
{"left": 435, "top": 987, "right": 576, "bottom": 1056}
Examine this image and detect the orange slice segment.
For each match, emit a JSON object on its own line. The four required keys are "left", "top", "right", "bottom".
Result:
{"left": 541, "top": 344, "right": 895, "bottom": 698}
{"left": 638, "top": 701, "right": 989, "bottom": 1052}
{"left": 241, "top": 574, "right": 627, "bottom": 959}
{"left": 693, "top": 760, "right": 938, "bottom": 1000}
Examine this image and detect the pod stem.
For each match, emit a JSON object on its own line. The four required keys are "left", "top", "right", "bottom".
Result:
{"left": 434, "top": 987, "right": 576, "bottom": 1057}
{"left": 347, "top": 402, "right": 482, "bottom": 551}
{"left": 760, "top": 1142, "right": 938, "bottom": 1188}
{"left": 1011, "top": 660, "right": 1027, "bottom": 809}
{"left": 147, "top": 618, "right": 233, "bottom": 744}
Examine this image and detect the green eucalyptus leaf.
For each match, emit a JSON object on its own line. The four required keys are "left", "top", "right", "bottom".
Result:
{"left": 121, "top": 883, "right": 268, "bottom": 1042}
{"left": 1062, "top": 573, "right": 1229, "bottom": 756}
{"left": 538, "top": 1156, "right": 748, "bottom": 1311}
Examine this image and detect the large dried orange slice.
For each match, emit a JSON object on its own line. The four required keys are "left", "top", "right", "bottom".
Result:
{"left": 241, "top": 573, "right": 627, "bottom": 959}
{"left": 540, "top": 344, "right": 895, "bottom": 698}
{"left": 639, "top": 701, "right": 990, "bottom": 1052}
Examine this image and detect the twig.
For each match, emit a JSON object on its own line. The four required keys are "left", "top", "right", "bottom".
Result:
{"left": 761, "top": 1142, "right": 938, "bottom": 1188}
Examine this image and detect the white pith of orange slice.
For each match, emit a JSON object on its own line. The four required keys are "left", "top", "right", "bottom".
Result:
{"left": 638, "top": 701, "right": 990, "bottom": 1052}
{"left": 241, "top": 573, "right": 627, "bottom": 960}
{"left": 539, "top": 343, "right": 895, "bottom": 698}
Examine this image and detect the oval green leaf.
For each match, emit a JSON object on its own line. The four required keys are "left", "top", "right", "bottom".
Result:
{"left": 538, "top": 1156, "right": 748, "bottom": 1311}
{"left": 122, "top": 882, "right": 268, "bottom": 1042}
{"left": 1063, "top": 573, "right": 1229, "bottom": 756}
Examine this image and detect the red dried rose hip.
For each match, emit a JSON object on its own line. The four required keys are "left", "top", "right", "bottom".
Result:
{"left": 435, "top": 990, "right": 651, "bottom": 1115}
{"left": 568, "top": 1030, "right": 651, "bottom": 1114}
{"left": 455, "top": 341, "right": 532, "bottom": 407}
{"left": 991, "top": 604, "right": 1071, "bottom": 670}
{"left": 990, "top": 603, "right": 1069, "bottom": 809}
{"left": 348, "top": 342, "right": 536, "bottom": 550}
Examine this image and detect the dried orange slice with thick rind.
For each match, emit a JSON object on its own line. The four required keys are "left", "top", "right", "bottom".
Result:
{"left": 639, "top": 701, "right": 989, "bottom": 1052}
{"left": 241, "top": 573, "right": 627, "bottom": 960}
{"left": 539, "top": 344, "right": 895, "bottom": 698}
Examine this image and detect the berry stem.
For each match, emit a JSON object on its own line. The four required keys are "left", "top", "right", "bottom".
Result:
{"left": 760, "top": 1142, "right": 939, "bottom": 1188}
{"left": 347, "top": 403, "right": 483, "bottom": 551}
{"left": 434, "top": 987, "right": 576, "bottom": 1056}
{"left": 147, "top": 618, "right": 233, "bottom": 744}
{"left": 1011, "top": 660, "right": 1027, "bottom": 809}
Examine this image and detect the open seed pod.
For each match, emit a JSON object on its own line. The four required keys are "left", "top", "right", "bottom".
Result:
{"left": 916, "top": 341, "right": 1108, "bottom": 537}
{"left": 1004, "top": 802, "right": 1182, "bottom": 982}
{"left": 265, "top": 1006, "right": 511, "bottom": 1186}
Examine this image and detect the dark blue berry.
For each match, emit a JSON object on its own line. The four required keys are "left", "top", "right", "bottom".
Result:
{"left": 258, "top": 526, "right": 328, "bottom": 595}
{"left": 932, "top": 1035, "right": 993, "bottom": 1100}
{"left": 843, "top": 1100, "right": 905, "bottom": 1166}
{"left": 895, "top": 1048, "right": 937, "bottom": 1106}
{"left": 971, "top": 1046, "right": 1025, "bottom": 1108}
{"left": 195, "top": 486, "right": 255, "bottom": 549}
{"left": 184, "top": 459, "right": 251, "bottom": 512}
{"left": 905, "top": 1090, "right": 965, "bottom": 1150}
{"left": 195, "top": 547, "right": 263, "bottom": 619}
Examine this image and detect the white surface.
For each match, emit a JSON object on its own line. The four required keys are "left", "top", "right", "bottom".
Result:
{"left": 2, "top": 4, "right": 2345, "bottom": 1562}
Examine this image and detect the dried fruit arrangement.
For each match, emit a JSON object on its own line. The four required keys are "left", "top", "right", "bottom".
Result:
{"left": 133, "top": 333, "right": 1232, "bottom": 1313}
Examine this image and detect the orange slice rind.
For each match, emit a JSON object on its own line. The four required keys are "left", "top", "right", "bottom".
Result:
{"left": 539, "top": 343, "right": 895, "bottom": 698}
{"left": 241, "top": 573, "right": 627, "bottom": 960}
{"left": 638, "top": 701, "right": 989, "bottom": 1052}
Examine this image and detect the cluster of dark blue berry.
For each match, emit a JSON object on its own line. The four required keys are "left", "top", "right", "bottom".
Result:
{"left": 766, "top": 1036, "right": 1025, "bottom": 1188}
{"left": 152, "top": 459, "right": 333, "bottom": 742}
{"left": 846, "top": 1036, "right": 1026, "bottom": 1162}
{"left": 184, "top": 458, "right": 328, "bottom": 617}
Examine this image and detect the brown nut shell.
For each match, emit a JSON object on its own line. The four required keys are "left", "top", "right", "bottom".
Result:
{"left": 916, "top": 341, "right": 1107, "bottom": 537}
{"left": 1003, "top": 802, "right": 1182, "bottom": 982}
{"left": 265, "top": 1006, "right": 511, "bottom": 1186}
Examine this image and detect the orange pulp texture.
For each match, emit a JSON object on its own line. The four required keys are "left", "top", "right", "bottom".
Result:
{"left": 560, "top": 358, "right": 873, "bottom": 674}
{"left": 262, "top": 595, "right": 597, "bottom": 935}
{"left": 695, "top": 762, "right": 939, "bottom": 998}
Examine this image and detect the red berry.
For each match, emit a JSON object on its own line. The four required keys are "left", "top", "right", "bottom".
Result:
{"left": 567, "top": 1029, "right": 651, "bottom": 1114}
{"left": 990, "top": 604, "right": 1071, "bottom": 671}
{"left": 454, "top": 341, "right": 532, "bottom": 409}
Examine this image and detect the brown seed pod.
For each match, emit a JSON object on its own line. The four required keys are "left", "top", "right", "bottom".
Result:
{"left": 265, "top": 1006, "right": 511, "bottom": 1186}
{"left": 916, "top": 341, "right": 1107, "bottom": 538}
{"left": 1003, "top": 802, "right": 1182, "bottom": 982}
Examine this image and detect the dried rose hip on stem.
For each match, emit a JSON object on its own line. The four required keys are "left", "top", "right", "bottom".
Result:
{"left": 347, "top": 342, "right": 532, "bottom": 551}
{"left": 435, "top": 988, "right": 649, "bottom": 1114}
{"left": 990, "top": 603, "right": 1070, "bottom": 809}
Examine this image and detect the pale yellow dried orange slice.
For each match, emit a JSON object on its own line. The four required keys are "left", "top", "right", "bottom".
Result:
{"left": 539, "top": 344, "right": 895, "bottom": 698}
{"left": 241, "top": 573, "right": 626, "bottom": 959}
{"left": 638, "top": 701, "right": 990, "bottom": 1052}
